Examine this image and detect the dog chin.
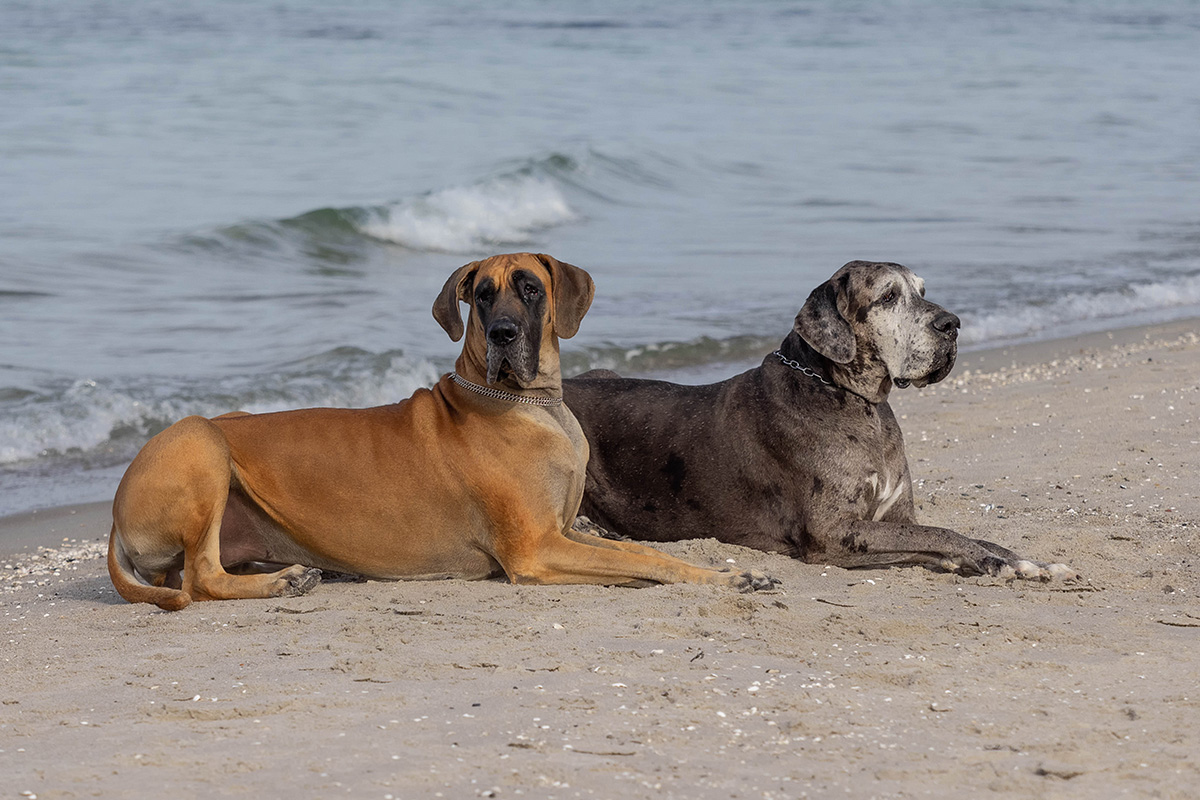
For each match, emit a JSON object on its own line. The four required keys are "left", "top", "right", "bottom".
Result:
{"left": 486, "top": 348, "right": 538, "bottom": 386}
{"left": 907, "top": 352, "right": 955, "bottom": 388}
{"left": 904, "top": 351, "right": 957, "bottom": 389}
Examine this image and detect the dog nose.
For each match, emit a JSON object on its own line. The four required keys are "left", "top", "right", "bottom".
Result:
{"left": 932, "top": 311, "right": 960, "bottom": 337}
{"left": 487, "top": 319, "right": 519, "bottom": 346}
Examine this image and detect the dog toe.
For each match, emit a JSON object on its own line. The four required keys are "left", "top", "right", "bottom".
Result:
{"left": 1045, "top": 562, "right": 1078, "bottom": 581}
{"left": 993, "top": 559, "right": 1078, "bottom": 582}
{"left": 731, "top": 569, "right": 780, "bottom": 593}
{"left": 281, "top": 567, "right": 323, "bottom": 597}
{"left": 1013, "top": 560, "right": 1046, "bottom": 580}
{"left": 978, "top": 556, "right": 1010, "bottom": 577}
{"left": 761, "top": 574, "right": 784, "bottom": 591}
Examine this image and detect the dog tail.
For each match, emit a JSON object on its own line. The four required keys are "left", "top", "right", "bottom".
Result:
{"left": 107, "top": 525, "right": 191, "bottom": 611}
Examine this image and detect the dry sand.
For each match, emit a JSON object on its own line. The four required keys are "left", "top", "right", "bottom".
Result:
{"left": 2, "top": 320, "right": 1198, "bottom": 799}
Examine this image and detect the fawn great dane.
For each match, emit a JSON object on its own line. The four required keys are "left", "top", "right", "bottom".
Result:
{"left": 108, "top": 253, "right": 776, "bottom": 610}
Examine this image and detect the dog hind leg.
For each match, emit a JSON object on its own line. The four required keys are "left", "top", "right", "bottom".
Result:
{"left": 111, "top": 416, "right": 320, "bottom": 608}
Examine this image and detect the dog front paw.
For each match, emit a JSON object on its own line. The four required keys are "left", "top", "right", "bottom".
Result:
{"left": 976, "top": 556, "right": 1008, "bottom": 577}
{"left": 992, "top": 559, "right": 1079, "bottom": 582}
{"left": 728, "top": 569, "right": 782, "bottom": 593}
{"left": 967, "top": 555, "right": 1079, "bottom": 582}
{"left": 281, "top": 567, "right": 323, "bottom": 597}
{"left": 1044, "top": 562, "right": 1078, "bottom": 580}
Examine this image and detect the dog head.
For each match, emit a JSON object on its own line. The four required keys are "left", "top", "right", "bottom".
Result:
{"left": 433, "top": 252, "right": 594, "bottom": 388}
{"left": 793, "top": 261, "right": 960, "bottom": 401}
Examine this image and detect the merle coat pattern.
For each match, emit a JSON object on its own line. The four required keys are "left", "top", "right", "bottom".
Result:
{"left": 564, "top": 261, "right": 1074, "bottom": 580}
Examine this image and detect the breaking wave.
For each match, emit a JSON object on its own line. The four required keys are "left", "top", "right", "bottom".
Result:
{"left": 961, "top": 271, "right": 1200, "bottom": 345}
{"left": 185, "top": 155, "right": 585, "bottom": 259}
{"left": 0, "top": 349, "right": 441, "bottom": 467}
{"left": 353, "top": 173, "right": 576, "bottom": 252}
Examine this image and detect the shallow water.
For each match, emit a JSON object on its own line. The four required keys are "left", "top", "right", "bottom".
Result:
{"left": 3, "top": 0, "right": 1200, "bottom": 515}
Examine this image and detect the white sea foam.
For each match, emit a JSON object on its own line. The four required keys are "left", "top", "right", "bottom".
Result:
{"left": 0, "top": 379, "right": 173, "bottom": 466}
{"left": 0, "top": 353, "right": 441, "bottom": 466}
{"left": 6, "top": 270, "right": 1198, "bottom": 470}
{"left": 961, "top": 273, "right": 1200, "bottom": 345}
{"left": 357, "top": 174, "right": 576, "bottom": 252}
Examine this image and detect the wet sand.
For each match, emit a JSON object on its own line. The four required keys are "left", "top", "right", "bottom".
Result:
{"left": 2, "top": 319, "right": 1198, "bottom": 799}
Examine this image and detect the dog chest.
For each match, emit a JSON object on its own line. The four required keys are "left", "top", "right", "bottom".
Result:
{"left": 866, "top": 472, "right": 905, "bottom": 521}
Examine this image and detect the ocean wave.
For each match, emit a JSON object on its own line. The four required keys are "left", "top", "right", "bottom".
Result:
{"left": 182, "top": 157, "right": 583, "bottom": 261}
{"left": 353, "top": 172, "right": 576, "bottom": 252}
{"left": 11, "top": 273, "right": 1196, "bottom": 470}
{"left": 569, "top": 273, "right": 1200, "bottom": 372}
{"left": 2, "top": 333, "right": 781, "bottom": 471}
{"left": 180, "top": 148, "right": 691, "bottom": 261}
{"left": 0, "top": 350, "right": 441, "bottom": 467}
{"left": 961, "top": 271, "right": 1200, "bottom": 345}
{"left": 2, "top": 336, "right": 776, "bottom": 470}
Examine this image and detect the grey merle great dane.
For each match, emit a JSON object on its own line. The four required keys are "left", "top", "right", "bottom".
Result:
{"left": 564, "top": 260, "right": 1075, "bottom": 580}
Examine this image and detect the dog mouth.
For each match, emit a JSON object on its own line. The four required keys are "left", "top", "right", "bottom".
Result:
{"left": 486, "top": 340, "right": 538, "bottom": 386}
{"left": 894, "top": 346, "right": 957, "bottom": 390}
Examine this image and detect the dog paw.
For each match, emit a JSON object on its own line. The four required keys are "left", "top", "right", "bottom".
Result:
{"left": 976, "top": 556, "right": 1007, "bottom": 576}
{"left": 281, "top": 567, "right": 323, "bottom": 597}
{"left": 994, "top": 559, "right": 1078, "bottom": 582}
{"left": 1013, "top": 560, "right": 1046, "bottom": 580}
{"left": 729, "top": 569, "right": 782, "bottom": 593}
{"left": 572, "top": 515, "right": 628, "bottom": 541}
{"left": 1045, "top": 562, "right": 1079, "bottom": 580}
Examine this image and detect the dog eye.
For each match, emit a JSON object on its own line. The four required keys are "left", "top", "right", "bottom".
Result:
{"left": 476, "top": 288, "right": 495, "bottom": 304}
{"left": 523, "top": 284, "right": 541, "bottom": 299}
{"left": 881, "top": 290, "right": 898, "bottom": 305}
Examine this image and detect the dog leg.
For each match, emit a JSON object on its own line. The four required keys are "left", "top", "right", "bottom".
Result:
{"left": 818, "top": 520, "right": 1076, "bottom": 580}
{"left": 502, "top": 525, "right": 779, "bottom": 592}
{"left": 565, "top": 527, "right": 738, "bottom": 570}
{"left": 969, "top": 535, "right": 1077, "bottom": 580}
{"left": 180, "top": 487, "right": 322, "bottom": 602}
{"left": 113, "top": 416, "right": 323, "bottom": 608}
{"left": 183, "top": 510, "right": 322, "bottom": 602}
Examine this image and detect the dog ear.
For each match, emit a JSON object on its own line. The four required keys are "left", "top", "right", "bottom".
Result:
{"left": 794, "top": 276, "right": 856, "bottom": 364}
{"left": 431, "top": 261, "right": 479, "bottom": 342}
{"left": 537, "top": 254, "right": 594, "bottom": 339}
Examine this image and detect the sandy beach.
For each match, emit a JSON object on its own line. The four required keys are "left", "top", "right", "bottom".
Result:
{"left": 2, "top": 319, "right": 1198, "bottom": 799}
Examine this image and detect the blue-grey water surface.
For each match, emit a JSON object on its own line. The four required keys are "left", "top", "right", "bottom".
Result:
{"left": 3, "top": 0, "right": 1200, "bottom": 515}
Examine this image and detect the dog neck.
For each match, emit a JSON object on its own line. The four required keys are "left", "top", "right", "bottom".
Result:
{"left": 776, "top": 333, "right": 837, "bottom": 387}
{"left": 778, "top": 332, "right": 891, "bottom": 404}
{"left": 450, "top": 372, "right": 563, "bottom": 407}
{"left": 453, "top": 345, "right": 564, "bottom": 402}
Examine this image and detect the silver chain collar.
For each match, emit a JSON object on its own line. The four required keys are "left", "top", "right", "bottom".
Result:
{"left": 451, "top": 372, "right": 563, "bottom": 407}
{"left": 772, "top": 350, "right": 834, "bottom": 387}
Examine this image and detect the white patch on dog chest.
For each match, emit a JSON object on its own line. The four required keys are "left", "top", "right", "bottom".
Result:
{"left": 868, "top": 472, "right": 904, "bottom": 521}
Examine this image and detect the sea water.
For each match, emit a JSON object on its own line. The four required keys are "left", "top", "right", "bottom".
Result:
{"left": 3, "top": 0, "right": 1200, "bottom": 515}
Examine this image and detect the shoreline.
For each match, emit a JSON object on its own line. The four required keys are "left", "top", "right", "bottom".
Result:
{"left": 0, "top": 501, "right": 111, "bottom": 562}
{"left": 4, "top": 315, "right": 1196, "bottom": 561}
{"left": 2, "top": 313, "right": 1197, "bottom": 797}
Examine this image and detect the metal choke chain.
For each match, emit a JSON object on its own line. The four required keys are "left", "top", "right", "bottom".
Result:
{"left": 772, "top": 350, "right": 834, "bottom": 387}
{"left": 451, "top": 373, "right": 564, "bottom": 407}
